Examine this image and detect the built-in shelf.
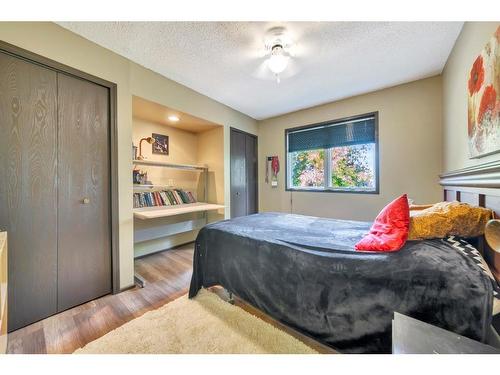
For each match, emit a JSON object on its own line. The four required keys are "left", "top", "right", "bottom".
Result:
{"left": 132, "top": 157, "right": 219, "bottom": 259}
{"left": 133, "top": 202, "right": 225, "bottom": 220}
{"left": 133, "top": 184, "right": 174, "bottom": 190}
{"left": 133, "top": 159, "right": 207, "bottom": 171}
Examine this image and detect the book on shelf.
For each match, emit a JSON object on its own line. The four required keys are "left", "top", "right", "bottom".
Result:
{"left": 133, "top": 188, "right": 197, "bottom": 209}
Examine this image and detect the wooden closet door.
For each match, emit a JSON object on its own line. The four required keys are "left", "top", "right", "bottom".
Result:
{"left": 57, "top": 73, "right": 111, "bottom": 311}
{"left": 0, "top": 52, "right": 58, "bottom": 331}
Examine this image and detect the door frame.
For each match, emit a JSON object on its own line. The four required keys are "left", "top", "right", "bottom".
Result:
{"left": 229, "top": 127, "right": 258, "bottom": 218}
{"left": 0, "top": 40, "right": 120, "bottom": 294}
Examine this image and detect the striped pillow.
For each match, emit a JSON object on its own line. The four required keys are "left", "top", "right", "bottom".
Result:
{"left": 443, "top": 236, "right": 500, "bottom": 306}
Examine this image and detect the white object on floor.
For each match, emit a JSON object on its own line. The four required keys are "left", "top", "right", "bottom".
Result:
{"left": 74, "top": 289, "right": 317, "bottom": 354}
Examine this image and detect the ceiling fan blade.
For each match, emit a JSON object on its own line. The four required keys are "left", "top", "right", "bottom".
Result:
{"left": 280, "top": 58, "right": 301, "bottom": 79}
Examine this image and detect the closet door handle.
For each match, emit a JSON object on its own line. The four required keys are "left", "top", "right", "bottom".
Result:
{"left": 82, "top": 197, "right": 90, "bottom": 204}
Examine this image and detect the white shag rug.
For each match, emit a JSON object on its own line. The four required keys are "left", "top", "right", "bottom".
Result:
{"left": 74, "top": 289, "right": 318, "bottom": 354}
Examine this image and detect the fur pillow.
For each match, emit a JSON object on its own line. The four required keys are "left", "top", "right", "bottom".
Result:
{"left": 408, "top": 201, "right": 492, "bottom": 240}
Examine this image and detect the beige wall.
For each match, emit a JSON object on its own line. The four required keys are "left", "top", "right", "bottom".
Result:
{"left": 197, "top": 127, "right": 225, "bottom": 223}
{"left": 197, "top": 127, "right": 225, "bottom": 205}
{"left": 0, "top": 22, "right": 257, "bottom": 289}
{"left": 257, "top": 76, "right": 443, "bottom": 221}
{"left": 133, "top": 118, "right": 199, "bottom": 164}
{"left": 442, "top": 22, "right": 499, "bottom": 172}
{"left": 132, "top": 118, "right": 200, "bottom": 192}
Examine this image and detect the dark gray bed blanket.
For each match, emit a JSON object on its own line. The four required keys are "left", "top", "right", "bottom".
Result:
{"left": 188, "top": 212, "right": 493, "bottom": 353}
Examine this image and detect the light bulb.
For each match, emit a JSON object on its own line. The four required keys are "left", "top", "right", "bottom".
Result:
{"left": 168, "top": 115, "right": 180, "bottom": 122}
{"left": 267, "top": 45, "right": 289, "bottom": 75}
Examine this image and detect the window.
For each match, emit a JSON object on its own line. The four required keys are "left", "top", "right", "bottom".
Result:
{"left": 286, "top": 113, "right": 378, "bottom": 193}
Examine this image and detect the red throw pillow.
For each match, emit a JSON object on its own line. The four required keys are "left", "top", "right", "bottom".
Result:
{"left": 355, "top": 194, "right": 410, "bottom": 252}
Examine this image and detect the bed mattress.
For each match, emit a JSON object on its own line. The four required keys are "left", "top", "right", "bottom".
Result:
{"left": 189, "top": 212, "right": 493, "bottom": 353}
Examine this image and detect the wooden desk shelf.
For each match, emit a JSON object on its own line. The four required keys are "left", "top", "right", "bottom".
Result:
{"left": 133, "top": 203, "right": 225, "bottom": 220}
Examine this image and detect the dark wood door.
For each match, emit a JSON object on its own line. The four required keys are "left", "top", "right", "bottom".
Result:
{"left": 245, "top": 134, "right": 258, "bottom": 215}
{"left": 230, "top": 129, "right": 246, "bottom": 218}
{"left": 0, "top": 52, "right": 59, "bottom": 331}
{"left": 57, "top": 74, "right": 112, "bottom": 311}
{"left": 230, "top": 128, "right": 258, "bottom": 218}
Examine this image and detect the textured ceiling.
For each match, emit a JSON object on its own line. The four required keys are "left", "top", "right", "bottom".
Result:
{"left": 57, "top": 22, "right": 463, "bottom": 120}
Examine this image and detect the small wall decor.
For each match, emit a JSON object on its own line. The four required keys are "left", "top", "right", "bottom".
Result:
{"left": 467, "top": 26, "right": 500, "bottom": 158}
{"left": 265, "top": 156, "right": 280, "bottom": 187}
{"left": 152, "top": 133, "right": 169, "bottom": 155}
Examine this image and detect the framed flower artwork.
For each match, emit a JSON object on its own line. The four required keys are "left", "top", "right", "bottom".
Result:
{"left": 467, "top": 26, "right": 500, "bottom": 158}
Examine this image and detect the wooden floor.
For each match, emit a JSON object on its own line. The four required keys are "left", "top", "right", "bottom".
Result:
{"left": 7, "top": 243, "right": 334, "bottom": 354}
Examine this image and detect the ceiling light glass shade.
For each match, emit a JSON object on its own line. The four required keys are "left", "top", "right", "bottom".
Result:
{"left": 267, "top": 45, "right": 289, "bottom": 75}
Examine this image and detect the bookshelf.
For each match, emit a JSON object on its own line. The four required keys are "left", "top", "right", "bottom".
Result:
{"left": 132, "top": 159, "right": 224, "bottom": 260}
{"left": 132, "top": 159, "right": 224, "bottom": 218}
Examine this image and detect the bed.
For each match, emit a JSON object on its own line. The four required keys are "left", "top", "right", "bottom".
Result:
{"left": 189, "top": 212, "right": 494, "bottom": 353}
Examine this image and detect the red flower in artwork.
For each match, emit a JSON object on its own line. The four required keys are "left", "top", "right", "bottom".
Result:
{"left": 477, "top": 85, "right": 497, "bottom": 124}
{"left": 468, "top": 55, "right": 484, "bottom": 96}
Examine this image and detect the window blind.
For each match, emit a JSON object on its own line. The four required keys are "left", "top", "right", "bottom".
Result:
{"left": 287, "top": 116, "right": 376, "bottom": 152}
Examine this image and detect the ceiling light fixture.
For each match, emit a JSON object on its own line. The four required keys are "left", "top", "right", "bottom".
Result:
{"left": 264, "top": 27, "right": 293, "bottom": 84}
{"left": 267, "top": 44, "right": 289, "bottom": 83}
{"left": 168, "top": 115, "right": 180, "bottom": 122}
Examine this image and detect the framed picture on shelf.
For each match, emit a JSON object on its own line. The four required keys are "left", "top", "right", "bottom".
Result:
{"left": 152, "top": 133, "right": 169, "bottom": 155}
